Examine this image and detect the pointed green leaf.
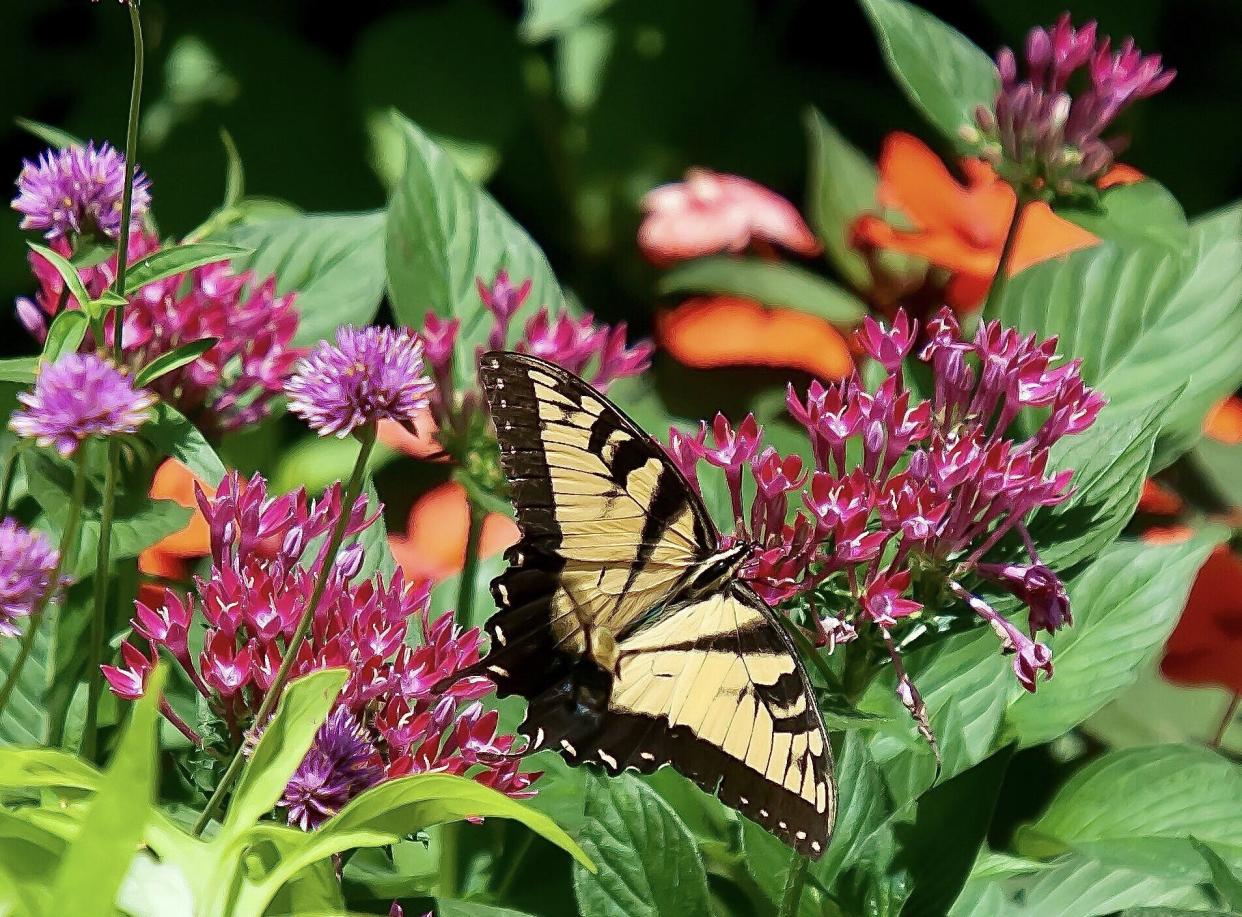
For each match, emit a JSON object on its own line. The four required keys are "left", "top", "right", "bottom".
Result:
{"left": 1055, "top": 181, "right": 1189, "bottom": 250}
{"left": 1192, "top": 837, "right": 1242, "bottom": 911}
{"left": 15, "top": 118, "right": 83, "bottom": 150}
{"left": 142, "top": 403, "right": 227, "bottom": 487}
{"left": 123, "top": 243, "right": 249, "bottom": 295}
{"left": 41, "top": 310, "right": 89, "bottom": 363}
{"left": 228, "top": 211, "right": 386, "bottom": 346}
{"left": 134, "top": 338, "right": 219, "bottom": 387}
{"left": 573, "top": 771, "right": 710, "bottom": 917}
{"left": 858, "top": 0, "right": 998, "bottom": 150}
{"left": 385, "top": 113, "right": 565, "bottom": 390}
{"left": 51, "top": 665, "right": 168, "bottom": 917}
{"left": 804, "top": 107, "right": 877, "bottom": 289}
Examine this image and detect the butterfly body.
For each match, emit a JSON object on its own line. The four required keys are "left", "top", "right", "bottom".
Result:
{"left": 476, "top": 351, "right": 836, "bottom": 858}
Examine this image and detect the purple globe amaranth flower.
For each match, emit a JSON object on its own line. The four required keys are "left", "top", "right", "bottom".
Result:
{"left": 283, "top": 706, "right": 384, "bottom": 830}
{"left": 19, "top": 232, "right": 301, "bottom": 435}
{"left": 0, "top": 519, "right": 59, "bottom": 637}
{"left": 11, "top": 353, "right": 156, "bottom": 456}
{"left": 286, "top": 326, "right": 434, "bottom": 438}
{"left": 973, "top": 14, "right": 1174, "bottom": 195}
{"left": 11, "top": 142, "right": 150, "bottom": 242}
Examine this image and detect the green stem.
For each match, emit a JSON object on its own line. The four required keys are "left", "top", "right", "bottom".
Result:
{"left": 456, "top": 497, "right": 485, "bottom": 628}
{"left": 191, "top": 425, "right": 378, "bottom": 837}
{"left": 0, "top": 452, "right": 88, "bottom": 720}
{"left": 438, "top": 821, "right": 460, "bottom": 900}
{"left": 82, "top": 439, "right": 120, "bottom": 761}
{"left": 777, "top": 851, "right": 809, "bottom": 917}
{"left": 982, "top": 192, "right": 1031, "bottom": 316}
{"left": 1211, "top": 692, "right": 1241, "bottom": 749}
{"left": 110, "top": 0, "right": 145, "bottom": 361}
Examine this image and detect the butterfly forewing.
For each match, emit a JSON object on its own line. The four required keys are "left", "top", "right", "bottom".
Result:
{"left": 477, "top": 351, "right": 836, "bottom": 858}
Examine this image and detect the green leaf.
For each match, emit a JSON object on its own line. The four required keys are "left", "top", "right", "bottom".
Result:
{"left": 438, "top": 902, "right": 537, "bottom": 917}
{"left": 28, "top": 243, "right": 94, "bottom": 317}
{"left": 1192, "top": 436, "right": 1242, "bottom": 509}
{"left": 1003, "top": 533, "right": 1224, "bottom": 746}
{"left": 862, "top": 627, "right": 1009, "bottom": 805}
{"left": 220, "top": 128, "right": 244, "bottom": 208}
{"left": 1122, "top": 910, "right": 1234, "bottom": 917}
{"left": 21, "top": 448, "right": 193, "bottom": 579}
{"left": 385, "top": 113, "right": 565, "bottom": 390}
{"left": 657, "top": 256, "right": 867, "bottom": 325}
{"left": 1056, "top": 181, "right": 1189, "bottom": 250}
{"left": 985, "top": 852, "right": 1215, "bottom": 915}
{"left": 0, "top": 611, "right": 54, "bottom": 746}
{"left": 224, "top": 668, "right": 349, "bottom": 834}
{"left": 897, "top": 747, "right": 1013, "bottom": 917}
{"left": 804, "top": 108, "right": 877, "bottom": 290}
{"left": 814, "top": 731, "right": 890, "bottom": 889}
{"left": 572, "top": 771, "right": 711, "bottom": 917}
{"left": 42, "top": 310, "right": 89, "bottom": 363}
{"left": 15, "top": 118, "right": 84, "bottom": 149}
{"left": 227, "top": 211, "right": 387, "bottom": 347}
{"left": 1017, "top": 744, "right": 1242, "bottom": 881}
{"left": 1025, "top": 389, "right": 1183, "bottom": 571}
{"left": 994, "top": 207, "right": 1242, "bottom": 467}
{"left": 123, "top": 243, "right": 249, "bottom": 295}
{"left": 134, "top": 339, "right": 219, "bottom": 387}
{"left": 857, "top": 0, "right": 998, "bottom": 150}
{"left": 233, "top": 773, "right": 591, "bottom": 915}
{"left": 51, "top": 665, "right": 167, "bottom": 917}
{"left": 0, "top": 358, "right": 37, "bottom": 384}
{"left": 1191, "top": 837, "right": 1242, "bottom": 911}
{"left": 0, "top": 747, "right": 99, "bottom": 791}
{"left": 142, "top": 403, "right": 227, "bottom": 487}
{"left": 520, "top": 0, "right": 617, "bottom": 41}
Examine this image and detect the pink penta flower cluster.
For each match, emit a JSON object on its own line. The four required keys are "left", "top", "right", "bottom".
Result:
{"left": 418, "top": 270, "right": 653, "bottom": 439}
{"left": 18, "top": 230, "right": 300, "bottom": 435}
{"left": 974, "top": 14, "right": 1175, "bottom": 191}
{"left": 103, "top": 471, "right": 538, "bottom": 827}
{"left": 669, "top": 309, "right": 1103, "bottom": 732}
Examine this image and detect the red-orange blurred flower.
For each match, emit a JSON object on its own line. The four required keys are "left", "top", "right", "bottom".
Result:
{"left": 388, "top": 481, "right": 519, "bottom": 583}
{"left": 1204, "top": 396, "right": 1242, "bottom": 445}
{"left": 656, "top": 296, "right": 853, "bottom": 380}
{"left": 850, "top": 133, "right": 1125, "bottom": 310}
{"left": 639, "top": 169, "right": 821, "bottom": 263}
{"left": 138, "top": 460, "right": 215, "bottom": 605}
{"left": 1158, "top": 544, "right": 1242, "bottom": 694}
{"left": 1138, "top": 478, "right": 1184, "bottom": 516}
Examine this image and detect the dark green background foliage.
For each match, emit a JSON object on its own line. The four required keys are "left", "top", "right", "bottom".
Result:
{"left": 1, "top": 0, "right": 1239, "bottom": 353}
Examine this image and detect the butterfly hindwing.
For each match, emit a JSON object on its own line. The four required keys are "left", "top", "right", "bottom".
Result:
{"left": 477, "top": 351, "right": 836, "bottom": 858}
{"left": 552, "top": 587, "right": 835, "bottom": 857}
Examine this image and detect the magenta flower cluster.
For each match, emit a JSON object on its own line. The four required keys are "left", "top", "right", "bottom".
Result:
{"left": 104, "top": 471, "right": 538, "bottom": 826}
{"left": 11, "top": 353, "right": 156, "bottom": 456}
{"left": 11, "top": 141, "right": 149, "bottom": 242}
{"left": 975, "top": 14, "right": 1174, "bottom": 191}
{"left": 286, "top": 326, "right": 434, "bottom": 439}
{"left": 0, "top": 519, "right": 59, "bottom": 637}
{"left": 669, "top": 310, "right": 1103, "bottom": 730}
{"left": 419, "top": 270, "right": 653, "bottom": 439}
{"left": 19, "top": 231, "right": 301, "bottom": 435}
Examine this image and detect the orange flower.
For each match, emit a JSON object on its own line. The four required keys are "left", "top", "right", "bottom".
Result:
{"left": 656, "top": 296, "right": 853, "bottom": 380}
{"left": 377, "top": 411, "right": 441, "bottom": 459}
{"left": 138, "top": 459, "right": 215, "bottom": 605}
{"left": 1137, "top": 478, "right": 1184, "bottom": 516}
{"left": 1204, "top": 395, "right": 1242, "bottom": 445}
{"left": 1158, "top": 544, "right": 1242, "bottom": 695}
{"left": 388, "top": 481, "right": 519, "bottom": 583}
{"left": 851, "top": 132, "right": 1124, "bottom": 310}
